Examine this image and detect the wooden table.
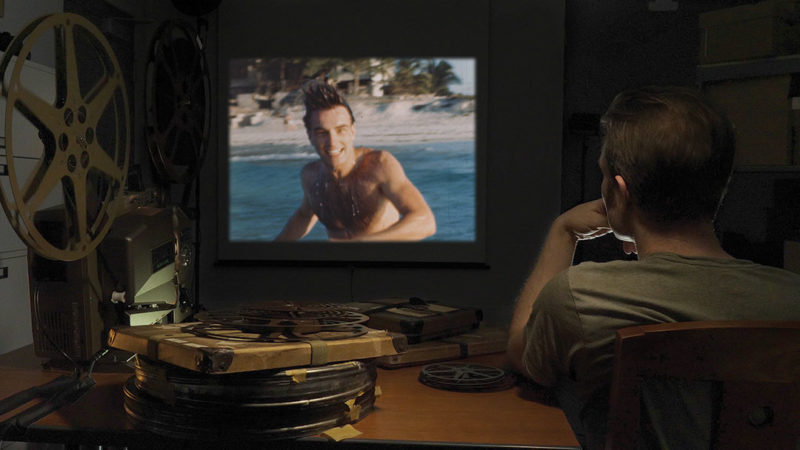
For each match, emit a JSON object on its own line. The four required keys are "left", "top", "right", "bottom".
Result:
{"left": 0, "top": 347, "right": 579, "bottom": 449}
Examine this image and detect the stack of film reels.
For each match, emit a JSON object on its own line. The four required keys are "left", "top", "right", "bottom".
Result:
{"left": 120, "top": 302, "right": 389, "bottom": 440}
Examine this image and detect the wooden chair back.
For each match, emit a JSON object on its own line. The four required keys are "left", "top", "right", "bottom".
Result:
{"left": 605, "top": 321, "right": 800, "bottom": 449}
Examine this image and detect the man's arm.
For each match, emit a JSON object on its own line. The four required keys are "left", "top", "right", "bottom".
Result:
{"left": 274, "top": 194, "right": 318, "bottom": 241}
{"left": 356, "top": 151, "right": 436, "bottom": 241}
{"left": 506, "top": 199, "right": 611, "bottom": 374}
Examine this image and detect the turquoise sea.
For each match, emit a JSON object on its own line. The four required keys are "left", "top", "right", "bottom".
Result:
{"left": 229, "top": 140, "right": 475, "bottom": 241}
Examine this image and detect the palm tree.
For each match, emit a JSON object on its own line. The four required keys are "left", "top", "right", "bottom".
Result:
{"left": 301, "top": 58, "right": 343, "bottom": 81}
{"left": 343, "top": 58, "right": 371, "bottom": 95}
{"left": 427, "top": 60, "right": 461, "bottom": 96}
{"left": 391, "top": 59, "right": 431, "bottom": 95}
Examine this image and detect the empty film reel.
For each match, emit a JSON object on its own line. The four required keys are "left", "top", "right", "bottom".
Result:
{"left": 184, "top": 321, "right": 369, "bottom": 342}
{"left": 418, "top": 362, "right": 514, "bottom": 392}
{"left": 195, "top": 302, "right": 370, "bottom": 335}
{"left": 145, "top": 20, "right": 210, "bottom": 184}
{"left": 0, "top": 13, "right": 130, "bottom": 261}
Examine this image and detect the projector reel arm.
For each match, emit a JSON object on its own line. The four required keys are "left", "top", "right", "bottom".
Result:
{"left": 0, "top": 13, "right": 130, "bottom": 261}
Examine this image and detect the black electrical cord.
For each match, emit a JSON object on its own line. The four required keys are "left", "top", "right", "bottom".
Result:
{"left": 32, "top": 286, "right": 79, "bottom": 374}
{"left": 1, "top": 286, "right": 114, "bottom": 441}
{"left": 192, "top": 164, "right": 201, "bottom": 314}
{"left": 0, "top": 374, "right": 96, "bottom": 440}
{"left": 0, "top": 345, "right": 110, "bottom": 440}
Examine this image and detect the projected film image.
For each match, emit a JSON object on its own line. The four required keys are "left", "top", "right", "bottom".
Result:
{"left": 228, "top": 57, "right": 476, "bottom": 242}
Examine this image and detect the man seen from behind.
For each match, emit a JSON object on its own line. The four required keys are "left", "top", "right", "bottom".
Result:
{"left": 506, "top": 86, "right": 800, "bottom": 449}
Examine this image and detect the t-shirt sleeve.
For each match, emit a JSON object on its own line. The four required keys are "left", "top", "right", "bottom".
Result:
{"left": 521, "top": 269, "right": 585, "bottom": 386}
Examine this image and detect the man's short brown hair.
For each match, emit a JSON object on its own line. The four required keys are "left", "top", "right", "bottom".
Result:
{"left": 302, "top": 80, "right": 355, "bottom": 130}
{"left": 600, "top": 86, "right": 735, "bottom": 224}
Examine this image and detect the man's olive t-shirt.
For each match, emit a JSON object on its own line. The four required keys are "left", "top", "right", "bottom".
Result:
{"left": 522, "top": 252, "right": 800, "bottom": 448}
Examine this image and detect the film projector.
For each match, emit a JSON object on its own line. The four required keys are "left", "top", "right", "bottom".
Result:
{"left": 0, "top": 13, "right": 203, "bottom": 363}
{"left": 0, "top": 13, "right": 406, "bottom": 440}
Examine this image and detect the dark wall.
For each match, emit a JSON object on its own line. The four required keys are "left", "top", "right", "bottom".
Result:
{"left": 53, "top": 0, "right": 781, "bottom": 327}
{"left": 562, "top": 0, "right": 757, "bottom": 263}
{"left": 197, "top": 0, "right": 565, "bottom": 326}
{"left": 14, "top": 0, "right": 790, "bottom": 334}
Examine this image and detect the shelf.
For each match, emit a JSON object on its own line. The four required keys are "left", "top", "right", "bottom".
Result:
{"left": 698, "top": 55, "right": 800, "bottom": 83}
{"left": 0, "top": 248, "right": 26, "bottom": 259}
{"left": 734, "top": 165, "right": 800, "bottom": 173}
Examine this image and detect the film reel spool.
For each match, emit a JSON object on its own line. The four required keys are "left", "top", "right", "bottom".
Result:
{"left": 195, "top": 302, "right": 370, "bottom": 335}
{"left": 290, "top": 324, "right": 369, "bottom": 340}
{"left": 182, "top": 321, "right": 296, "bottom": 343}
{"left": 0, "top": 13, "right": 130, "bottom": 261}
{"left": 183, "top": 321, "right": 369, "bottom": 342}
{"left": 145, "top": 20, "right": 210, "bottom": 184}
{"left": 124, "top": 356, "right": 377, "bottom": 440}
{"left": 418, "top": 362, "right": 514, "bottom": 392}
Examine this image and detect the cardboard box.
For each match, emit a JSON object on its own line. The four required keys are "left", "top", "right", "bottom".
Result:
{"left": 705, "top": 75, "right": 796, "bottom": 166}
{"left": 376, "top": 340, "right": 462, "bottom": 368}
{"left": 107, "top": 322, "right": 406, "bottom": 374}
{"left": 699, "top": 0, "right": 800, "bottom": 64}
{"left": 346, "top": 298, "right": 482, "bottom": 344}
{"left": 376, "top": 326, "right": 508, "bottom": 369}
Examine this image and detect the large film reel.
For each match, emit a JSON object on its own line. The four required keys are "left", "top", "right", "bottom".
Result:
{"left": 0, "top": 13, "right": 130, "bottom": 261}
{"left": 145, "top": 20, "right": 210, "bottom": 184}
{"left": 124, "top": 356, "right": 377, "bottom": 440}
{"left": 191, "top": 302, "right": 370, "bottom": 341}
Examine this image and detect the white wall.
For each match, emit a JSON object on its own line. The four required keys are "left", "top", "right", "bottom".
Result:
{"left": 0, "top": 0, "right": 62, "bottom": 355}
{"left": 0, "top": 0, "right": 63, "bottom": 67}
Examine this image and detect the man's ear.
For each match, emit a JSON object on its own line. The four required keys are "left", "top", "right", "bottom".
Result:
{"left": 614, "top": 175, "right": 630, "bottom": 201}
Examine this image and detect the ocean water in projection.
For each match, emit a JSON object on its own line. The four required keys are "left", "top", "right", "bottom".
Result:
{"left": 229, "top": 97, "right": 476, "bottom": 241}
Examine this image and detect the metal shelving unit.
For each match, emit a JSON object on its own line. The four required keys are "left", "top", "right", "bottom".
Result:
{"left": 698, "top": 55, "right": 800, "bottom": 83}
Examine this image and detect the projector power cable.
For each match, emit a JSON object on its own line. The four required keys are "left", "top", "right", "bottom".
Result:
{"left": 0, "top": 347, "right": 110, "bottom": 441}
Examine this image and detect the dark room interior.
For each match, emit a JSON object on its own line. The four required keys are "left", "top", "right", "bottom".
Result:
{"left": 0, "top": 0, "right": 798, "bottom": 448}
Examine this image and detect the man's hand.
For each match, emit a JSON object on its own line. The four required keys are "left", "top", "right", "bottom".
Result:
{"left": 558, "top": 198, "right": 637, "bottom": 254}
{"left": 275, "top": 195, "right": 318, "bottom": 241}
{"left": 555, "top": 198, "right": 613, "bottom": 241}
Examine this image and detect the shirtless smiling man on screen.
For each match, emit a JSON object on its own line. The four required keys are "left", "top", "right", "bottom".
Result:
{"left": 275, "top": 81, "right": 436, "bottom": 241}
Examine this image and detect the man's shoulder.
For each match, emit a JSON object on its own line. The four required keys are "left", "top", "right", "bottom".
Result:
{"left": 301, "top": 160, "right": 323, "bottom": 174}
{"left": 560, "top": 258, "right": 666, "bottom": 299}
{"left": 564, "top": 255, "right": 741, "bottom": 285}
{"left": 357, "top": 148, "right": 392, "bottom": 162}
{"left": 567, "top": 258, "right": 636, "bottom": 279}
{"left": 565, "top": 253, "right": 800, "bottom": 305}
{"left": 535, "top": 262, "right": 633, "bottom": 301}
{"left": 299, "top": 160, "right": 324, "bottom": 185}
{"left": 356, "top": 148, "right": 402, "bottom": 176}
